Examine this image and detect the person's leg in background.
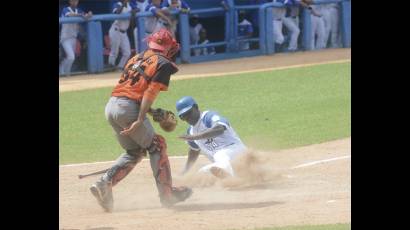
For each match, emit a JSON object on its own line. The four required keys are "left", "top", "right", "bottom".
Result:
{"left": 321, "top": 6, "right": 332, "bottom": 48}
{"left": 134, "top": 27, "right": 139, "bottom": 53}
{"left": 118, "top": 33, "right": 131, "bottom": 69}
{"left": 315, "top": 16, "right": 326, "bottom": 49}
{"left": 283, "top": 16, "right": 300, "bottom": 51}
{"left": 310, "top": 15, "right": 318, "bottom": 49}
{"left": 108, "top": 28, "right": 121, "bottom": 67}
{"left": 59, "top": 38, "right": 76, "bottom": 75}
{"left": 273, "top": 19, "right": 284, "bottom": 46}
{"left": 329, "top": 6, "right": 340, "bottom": 48}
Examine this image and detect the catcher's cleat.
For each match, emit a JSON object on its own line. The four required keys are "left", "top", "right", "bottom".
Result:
{"left": 90, "top": 181, "right": 114, "bottom": 212}
{"left": 160, "top": 186, "right": 193, "bottom": 208}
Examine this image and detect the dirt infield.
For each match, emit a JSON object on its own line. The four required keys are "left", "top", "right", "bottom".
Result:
{"left": 59, "top": 48, "right": 351, "bottom": 229}
{"left": 59, "top": 137, "right": 351, "bottom": 230}
{"left": 59, "top": 48, "right": 351, "bottom": 92}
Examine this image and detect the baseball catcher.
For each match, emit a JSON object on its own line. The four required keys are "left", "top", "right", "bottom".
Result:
{"left": 90, "top": 28, "right": 192, "bottom": 212}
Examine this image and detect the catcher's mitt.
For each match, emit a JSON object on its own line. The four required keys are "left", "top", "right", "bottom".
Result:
{"left": 150, "top": 108, "right": 177, "bottom": 132}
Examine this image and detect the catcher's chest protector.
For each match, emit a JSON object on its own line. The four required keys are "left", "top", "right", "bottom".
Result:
{"left": 111, "top": 50, "right": 178, "bottom": 101}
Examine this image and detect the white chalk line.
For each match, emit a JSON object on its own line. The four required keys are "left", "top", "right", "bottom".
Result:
{"left": 291, "top": 155, "right": 351, "bottom": 169}
{"left": 60, "top": 154, "right": 350, "bottom": 169}
{"left": 59, "top": 59, "right": 351, "bottom": 92}
{"left": 174, "top": 59, "right": 351, "bottom": 80}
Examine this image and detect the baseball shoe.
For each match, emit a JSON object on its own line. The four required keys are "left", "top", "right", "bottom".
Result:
{"left": 105, "top": 64, "right": 117, "bottom": 71}
{"left": 90, "top": 181, "right": 114, "bottom": 212}
{"left": 160, "top": 186, "right": 193, "bottom": 208}
{"left": 209, "top": 166, "right": 230, "bottom": 179}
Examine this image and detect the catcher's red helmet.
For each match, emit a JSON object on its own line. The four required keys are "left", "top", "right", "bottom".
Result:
{"left": 146, "top": 28, "right": 180, "bottom": 59}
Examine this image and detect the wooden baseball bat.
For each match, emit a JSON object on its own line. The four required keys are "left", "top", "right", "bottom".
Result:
{"left": 78, "top": 168, "right": 109, "bottom": 179}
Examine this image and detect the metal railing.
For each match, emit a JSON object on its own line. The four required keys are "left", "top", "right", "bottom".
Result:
{"left": 259, "top": 0, "right": 350, "bottom": 54}
{"left": 59, "top": 0, "right": 350, "bottom": 74}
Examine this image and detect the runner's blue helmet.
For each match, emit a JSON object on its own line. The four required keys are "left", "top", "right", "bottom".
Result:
{"left": 176, "top": 96, "right": 197, "bottom": 117}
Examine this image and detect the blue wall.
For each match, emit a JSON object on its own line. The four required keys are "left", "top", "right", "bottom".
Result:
{"left": 59, "top": 0, "right": 351, "bottom": 74}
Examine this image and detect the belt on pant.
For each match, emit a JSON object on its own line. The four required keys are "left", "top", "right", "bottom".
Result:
{"left": 114, "top": 27, "right": 127, "bottom": 33}
{"left": 112, "top": 96, "right": 142, "bottom": 105}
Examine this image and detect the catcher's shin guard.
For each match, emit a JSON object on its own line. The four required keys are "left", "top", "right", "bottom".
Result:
{"left": 148, "top": 134, "right": 192, "bottom": 206}
{"left": 102, "top": 148, "right": 145, "bottom": 186}
{"left": 148, "top": 135, "right": 173, "bottom": 199}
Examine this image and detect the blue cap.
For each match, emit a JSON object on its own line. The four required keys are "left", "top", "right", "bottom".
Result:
{"left": 176, "top": 96, "right": 197, "bottom": 117}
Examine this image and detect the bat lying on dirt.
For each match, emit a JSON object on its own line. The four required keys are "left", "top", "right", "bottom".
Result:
{"left": 78, "top": 168, "right": 109, "bottom": 179}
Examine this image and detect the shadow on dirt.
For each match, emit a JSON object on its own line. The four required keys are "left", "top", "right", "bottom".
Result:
{"left": 84, "top": 227, "right": 116, "bottom": 230}
{"left": 224, "top": 182, "right": 280, "bottom": 192}
{"left": 171, "top": 200, "right": 284, "bottom": 212}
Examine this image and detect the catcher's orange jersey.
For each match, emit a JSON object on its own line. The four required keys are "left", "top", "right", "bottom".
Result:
{"left": 111, "top": 50, "right": 178, "bottom": 102}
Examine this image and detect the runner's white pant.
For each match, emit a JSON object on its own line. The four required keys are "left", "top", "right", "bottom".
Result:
{"left": 59, "top": 38, "right": 76, "bottom": 75}
{"left": 199, "top": 144, "right": 247, "bottom": 177}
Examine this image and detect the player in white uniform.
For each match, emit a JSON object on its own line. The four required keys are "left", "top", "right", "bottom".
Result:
{"left": 189, "top": 15, "right": 203, "bottom": 46}
{"left": 176, "top": 96, "right": 247, "bottom": 178}
{"left": 162, "top": 0, "right": 190, "bottom": 34}
{"left": 310, "top": 3, "right": 326, "bottom": 49}
{"left": 131, "top": 0, "right": 149, "bottom": 53}
{"left": 237, "top": 11, "right": 253, "bottom": 51}
{"left": 322, "top": 3, "right": 340, "bottom": 48}
{"left": 108, "top": 0, "right": 135, "bottom": 70}
{"left": 193, "top": 28, "right": 216, "bottom": 56}
{"left": 272, "top": 0, "right": 300, "bottom": 52}
{"left": 59, "top": 0, "right": 92, "bottom": 76}
{"left": 144, "top": 0, "right": 173, "bottom": 36}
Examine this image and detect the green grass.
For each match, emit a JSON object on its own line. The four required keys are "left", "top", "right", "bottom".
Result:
{"left": 59, "top": 62, "right": 351, "bottom": 164}
{"left": 244, "top": 223, "right": 351, "bottom": 230}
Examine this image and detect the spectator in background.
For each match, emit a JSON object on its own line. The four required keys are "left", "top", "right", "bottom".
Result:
{"left": 193, "top": 28, "right": 216, "bottom": 56}
{"left": 162, "top": 0, "right": 191, "bottom": 35}
{"left": 309, "top": 3, "right": 326, "bottom": 49}
{"left": 131, "top": 0, "right": 148, "bottom": 12}
{"left": 189, "top": 14, "right": 203, "bottom": 47}
{"left": 271, "top": 0, "right": 300, "bottom": 52}
{"left": 220, "top": 0, "right": 229, "bottom": 11}
{"left": 132, "top": 0, "right": 149, "bottom": 53}
{"left": 237, "top": 11, "right": 253, "bottom": 51}
{"left": 108, "top": 0, "right": 136, "bottom": 70}
{"left": 282, "top": 0, "right": 307, "bottom": 52}
{"left": 59, "top": 0, "right": 92, "bottom": 76}
{"left": 292, "top": 0, "right": 324, "bottom": 49}
{"left": 144, "top": 0, "right": 173, "bottom": 36}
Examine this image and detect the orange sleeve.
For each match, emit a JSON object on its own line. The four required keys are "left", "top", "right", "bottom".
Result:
{"left": 143, "top": 82, "right": 168, "bottom": 102}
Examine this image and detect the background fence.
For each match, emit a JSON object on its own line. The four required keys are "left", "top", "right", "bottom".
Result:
{"left": 59, "top": 0, "right": 351, "bottom": 75}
